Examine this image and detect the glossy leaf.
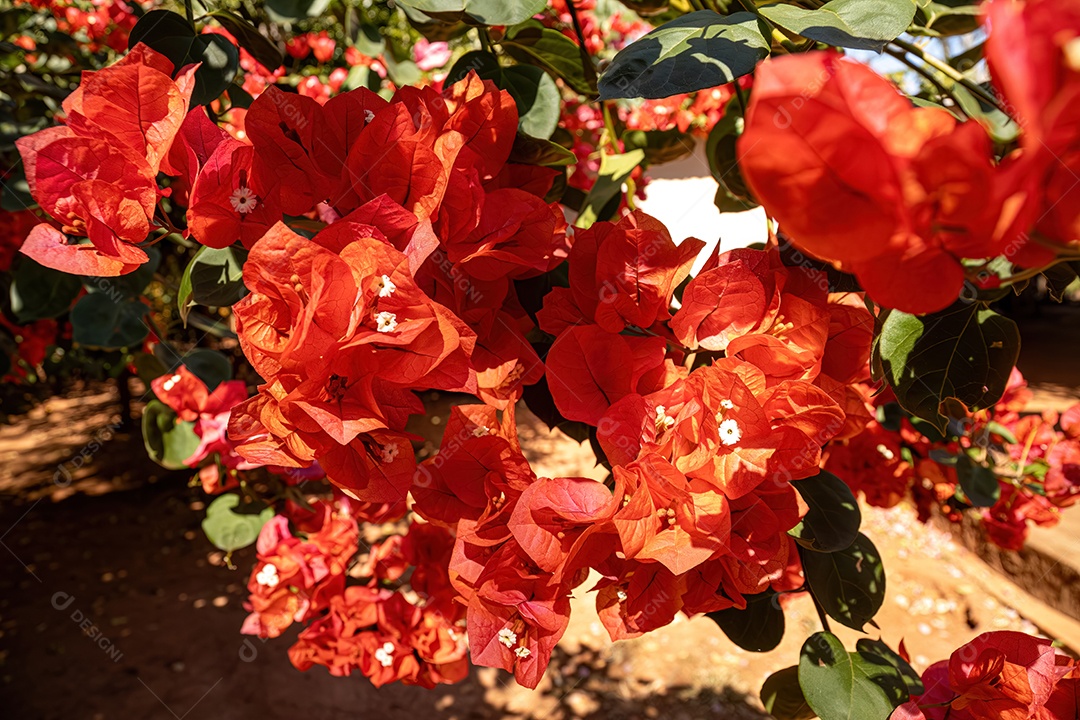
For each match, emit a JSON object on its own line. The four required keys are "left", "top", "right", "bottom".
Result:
{"left": 760, "top": 0, "right": 917, "bottom": 52}
{"left": 791, "top": 469, "right": 862, "bottom": 552}
{"left": 598, "top": 11, "right": 768, "bottom": 100}
{"left": 876, "top": 302, "right": 1021, "bottom": 433}
{"left": 210, "top": 11, "right": 283, "bottom": 71}
{"left": 501, "top": 65, "right": 561, "bottom": 139}
{"left": 955, "top": 454, "right": 1002, "bottom": 507}
{"left": 177, "top": 245, "right": 249, "bottom": 325}
{"left": 576, "top": 149, "right": 644, "bottom": 228}
{"left": 761, "top": 666, "right": 816, "bottom": 720}
{"left": 800, "top": 532, "right": 885, "bottom": 631}
{"left": 855, "top": 639, "right": 925, "bottom": 697}
{"left": 500, "top": 19, "right": 597, "bottom": 96}
{"left": 706, "top": 591, "right": 785, "bottom": 652}
{"left": 799, "top": 632, "right": 905, "bottom": 720}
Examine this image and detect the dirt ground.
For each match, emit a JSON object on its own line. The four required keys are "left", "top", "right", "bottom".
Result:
{"left": 0, "top": 378, "right": 1071, "bottom": 720}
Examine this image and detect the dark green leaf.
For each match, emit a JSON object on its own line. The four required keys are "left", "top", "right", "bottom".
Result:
{"left": 622, "top": 127, "right": 695, "bottom": 165}
{"left": 265, "top": 0, "right": 332, "bottom": 21}
{"left": 210, "top": 11, "right": 282, "bottom": 71}
{"left": 70, "top": 294, "right": 149, "bottom": 349}
{"left": 955, "top": 454, "right": 1001, "bottom": 507}
{"left": 706, "top": 591, "right": 785, "bottom": 652}
{"left": 142, "top": 399, "right": 201, "bottom": 470}
{"left": 855, "top": 639, "right": 925, "bottom": 697}
{"left": 189, "top": 34, "right": 240, "bottom": 107}
{"left": 876, "top": 302, "right": 1021, "bottom": 433}
{"left": 598, "top": 11, "right": 769, "bottom": 100}
{"left": 799, "top": 632, "right": 904, "bottom": 720}
{"left": 178, "top": 348, "right": 233, "bottom": 391}
{"left": 201, "top": 494, "right": 274, "bottom": 552}
{"left": 178, "top": 245, "right": 249, "bottom": 325}
{"left": 10, "top": 257, "right": 82, "bottom": 322}
{"left": 446, "top": 49, "right": 502, "bottom": 85}
{"left": 129, "top": 10, "right": 194, "bottom": 55}
{"left": 761, "top": 666, "right": 816, "bottom": 720}
{"left": 394, "top": 0, "right": 547, "bottom": 25}
{"left": 576, "top": 149, "right": 644, "bottom": 228}
{"left": 791, "top": 469, "right": 862, "bottom": 553}
{"left": 509, "top": 132, "right": 577, "bottom": 166}
{"left": 501, "top": 64, "right": 560, "bottom": 139}
{"left": 760, "top": 0, "right": 917, "bottom": 52}
{"left": 500, "top": 19, "right": 597, "bottom": 96}
{"left": 800, "top": 533, "right": 885, "bottom": 631}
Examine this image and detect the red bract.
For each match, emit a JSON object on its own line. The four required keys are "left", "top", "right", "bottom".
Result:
{"left": 739, "top": 52, "right": 1021, "bottom": 314}
{"left": 150, "top": 365, "right": 252, "bottom": 469}
{"left": 16, "top": 44, "right": 195, "bottom": 275}
{"left": 899, "top": 631, "right": 1078, "bottom": 719}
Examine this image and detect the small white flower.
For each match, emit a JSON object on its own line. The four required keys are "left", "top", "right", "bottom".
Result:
{"left": 514, "top": 646, "right": 531, "bottom": 658}
{"left": 377, "top": 274, "right": 397, "bottom": 298}
{"left": 497, "top": 627, "right": 517, "bottom": 648}
{"left": 374, "top": 642, "right": 394, "bottom": 668}
{"left": 720, "top": 399, "right": 734, "bottom": 410}
{"left": 472, "top": 426, "right": 491, "bottom": 437}
{"left": 380, "top": 443, "right": 400, "bottom": 464}
{"left": 616, "top": 590, "right": 627, "bottom": 602}
{"left": 375, "top": 311, "right": 398, "bottom": 333}
{"left": 161, "top": 373, "right": 182, "bottom": 392}
{"left": 718, "top": 418, "right": 741, "bottom": 446}
{"left": 876, "top": 443, "right": 896, "bottom": 461}
{"left": 364, "top": 109, "right": 375, "bottom": 123}
{"left": 229, "top": 187, "right": 258, "bottom": 214}
{"left": 256, "top": 563, "right": 279, "bottom": 588}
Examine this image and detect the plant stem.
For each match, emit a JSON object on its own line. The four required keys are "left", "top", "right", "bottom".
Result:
{"left": 563, "top": 0, "right": 595, "bottom": 91}
{"left": 884, "top": 46, "right": 971, "bottom": 119}
{"left": 890, "top": 37, "right": 1006, "bottom": 114}
{"left": 184, "top": 0, "right": 195, "bottom": 28}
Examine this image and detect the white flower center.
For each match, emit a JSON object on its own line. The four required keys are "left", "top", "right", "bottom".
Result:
{"left": 364, "top": 109, "right": 375, "bottom": 123}
{"left": 876, "top": 443, "right": 895, "bottom": 461}
{"left": 616, "top": 590, "right": 627, "bottom": 602}
{"left": 161, "top": 373, "right": 182, "bottom": 392}
{"left": 514, "top": 646, "right": 531, "bottom": 658}
{"left": 256, "top": 563, "right": 279, "bottom": 588}
{"left": 497, "top": 627, "right": 517, "bottom": 648}
{"left": 375, "top": 311, "right": 398, "bottom": 333}
{"left": 374, "top": 641, "right": 394, "bottom": 667}
{"left": 229, "top": 187, "right": 258, "bottom": 214}
{"left": 654, "top": 405, "right": 676, "bottom": 433}
{"left": 720, "top": 399, "right": 734, "bottom": 410}
{"left": 380, "top": 443, "right": 399, "bottom": 464}
{"left": 718, "top": 418, "right": 741, "bottom": 446}
{"left": 472, "top": 426, "right": 491, "bottom": 437}
{"left": 377, "top": 274, "right": 396, "bottom": 298}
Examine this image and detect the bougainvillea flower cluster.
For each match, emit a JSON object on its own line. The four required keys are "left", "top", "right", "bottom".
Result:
{"left": 740, "top": 0, "right": 1080, "bottom": 314}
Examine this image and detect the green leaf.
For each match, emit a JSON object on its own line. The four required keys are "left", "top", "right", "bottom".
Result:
{"left": 955, "top": 454, "right": 1001, "bottom": 507}
{"left": 210, "top": 11, "right": 283, "bottom": 71}
{"left": 791, "top": 470, "right": 862, "bottom": 553}
{"left": 265, "top": 0, "right": 332, "bottom": 21}
{"left": 760, "top": 0, "right": 917, "bottom": 52}
{"left": 10, "top": 257, "right": 82, "bottom": 322}
{"left": 855, "top": 639, "right": 925, "bottom": 697}
{"left": 800, "top": 533, "right": 885, "bottom": 631}
{"left": 706, "top": 591, "right": 785, "bottom": 652}
{"left": 598, "top": 11, "right": 769, "bottom": 100}
{"left": 705, "top": 98, "right": 758, "bottom": 209}
{"left": 576, "top": 149, "right": 645, "bottom": 228}
{"left": 177, "top": 245, "right": 249, "bottom": 326}
{"left": 384, "top": 54, "right": 423, "bottom": 87}
{"left": 799, "top": 632, "right": 905, "bottom": 720}
{"left": 761, "top": 666, "right": 816, "bottom": 720}
{"left": 501, "top": 65, "right": 561, "bottom": 139}
{"left": 446, "top": 49, "right": 503, "bottom": 85}
{"left": 986, "top": 421, "right": 1017, "bottom": 445}
{"left": 179, "top": 348, "right": 233, "bottom": 391}
{"left": 128, "top": 9, "right": 194, "bottom": 53}
{"left": 142, "top": 399, "right": 201, "bottom": 470}
{"left": 876, "top": 302, "right": 1021, "bottom": 433}
{"left": 70, "top": 294, "right": 149, "bottom": 349}
{"left": 394, "top": 0, "right": 546, "bottom": 25}
{"left": 201, "top": 494, "right": 274, "bottom": 552}
{"left": 189, "top": 34, "right": 240, "bottom": 107}
{"left": 508, "top": 132, "right": 577, "bottom": 166}
{"left": 500, "top": 19, "right": 597, "bottom": 96}
{"left": 622, "top": 127, "right": 695, "bottom": 165}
